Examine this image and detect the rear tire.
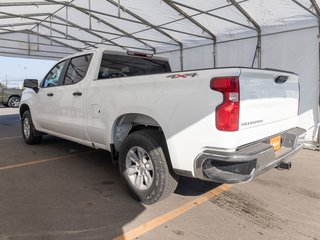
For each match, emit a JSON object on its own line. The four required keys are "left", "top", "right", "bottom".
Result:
{"left": 119, "top": 129, "right": 179, "bottom": 204}
{"left": 22, "top": 110, "right": 43, "bottom": 145}
{"left": 8, "top": 96, "right": 20, "bottom": 108}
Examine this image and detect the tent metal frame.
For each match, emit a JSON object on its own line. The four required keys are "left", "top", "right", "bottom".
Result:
{"left": 0, "top": 12, "right": 179, "bottom": 46}
{"left": 162, "top": 0, "right": 217, "bottom": 67}
{"left": 104, "top": 0, "right": 184, "bottom": 70}
{"left": 0, "top": 0, "right": 318, "bottom": 69}
{"left": 228, "top": 0, "right": 261, "bottom": 67}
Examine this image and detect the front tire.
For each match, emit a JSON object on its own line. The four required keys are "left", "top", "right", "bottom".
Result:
{"left": 119, "top": 129, "right": 178, "bottom": 204}
{"left": 22, "top": 110, "right": 43, "bottom": 145}
{"left": 8, "top": 96, "right": 20, "bottom": 108}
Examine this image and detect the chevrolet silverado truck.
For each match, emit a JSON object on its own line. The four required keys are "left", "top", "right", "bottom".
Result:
{"left": 0, "top": 86, "right": 23, "bottom": 108}
{"left": 20, "top": 49, "right": 306, "bottom": 204}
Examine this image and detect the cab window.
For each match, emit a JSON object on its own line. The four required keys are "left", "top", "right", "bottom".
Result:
{"left": 63, "top": 54, "right": 92, "bottom": 85}
{"left": 42, "top": 61, "right": 66, "bottom": 88}
{"left": 98, "top": 53, "right": 171, "bottom": 79}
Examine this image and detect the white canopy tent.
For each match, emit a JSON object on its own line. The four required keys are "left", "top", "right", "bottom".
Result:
{"left": 0, "top": 0, "right": 319, "bottom": 148}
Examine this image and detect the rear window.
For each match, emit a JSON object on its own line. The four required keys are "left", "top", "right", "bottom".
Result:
{"left": 98, "top": 53, "right": 171, "bottom": 79}
{"left": 64, "top": 54, "right": 92, "bottom": 85}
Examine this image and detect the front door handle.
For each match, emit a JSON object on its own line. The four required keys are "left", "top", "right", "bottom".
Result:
{"left": 47, "top": 93, "right": 54, "bottom": 97}
{"left": 73, "top": 91, "right": 82, "bottom": 96}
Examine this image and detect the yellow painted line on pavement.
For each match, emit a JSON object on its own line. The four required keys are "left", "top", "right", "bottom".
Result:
{"left": 0, "top": 151, "right": 95, "bottom": 171}
{"left": 113, "top": 184, "right": 232, "bottom": 240}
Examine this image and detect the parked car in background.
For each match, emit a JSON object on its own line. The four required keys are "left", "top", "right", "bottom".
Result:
{"left": 0, "top": 86, "right": 23, "bottom": 108}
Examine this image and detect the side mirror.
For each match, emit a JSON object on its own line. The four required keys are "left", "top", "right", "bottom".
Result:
{"left": 23, "top": 79, "right": 39, "bottom": 93}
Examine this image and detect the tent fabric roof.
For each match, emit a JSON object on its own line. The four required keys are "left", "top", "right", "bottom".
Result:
{"left": 0, "top": 0, "right": 320, "bottom": 60}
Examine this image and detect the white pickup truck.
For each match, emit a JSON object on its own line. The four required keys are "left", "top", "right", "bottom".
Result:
{"left": 20, "top": 48, "right": 306, "bottom": 204}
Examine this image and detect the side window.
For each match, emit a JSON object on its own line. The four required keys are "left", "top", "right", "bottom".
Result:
{"left": 64, "top": 54, "right": 92, "bottom": 85}
{"left": 42, "top": 61, "right": 66, "bottom": 88}
{"left": 98, "top": 53, "right": 171, "bottom": 80}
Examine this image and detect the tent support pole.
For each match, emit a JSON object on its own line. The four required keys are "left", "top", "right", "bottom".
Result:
{"left": 171, "top": 1, "right": 256, "bottom": 31}
{"left": 292, "top": 0, "right": 319, "bottom": 18}
{"left": 0, "top": 1, "right": 68, "bottom": 6}
{"left": 54, "top": 15, "right": 127, "bottom": 50}
{"left": 105, "top": 0, "right": 185, "bottom": 66}
{"left": 33, "top": 26, "right": 155, "bottom": 52}
{"left": 70, "top": 5, "right": 156, "bottom": 53}
{"left": 162, "top": 0, "right": 216, "bottom": 69}
{"left": 36, "top": 24, "right": 39, "bottom": 51}
{"left": 39, "top": 24, "right": 97, "bottom": 48}
{"left": 88, "top": 0, "right": 92, "bottom": 29}
{"left": 46, "top": 0, "right": 156, "bottom": 52}
{"left": 0, "top": 11, "right": 177, "bottom": 47}
{"left": 0, "top": 43, "right": 72, "bottom": 55}
{"left": 27, "top": 32, "right": 30, "bottom": 56}
{"left": 257, "top": 35, "right": 261, "bottom": 68}
{"left": 29, "top": 0, "right": 69, "bottom": 33}
{"left": 65, "top": 6, "right": 68, "bottom": 38}
{"left": 213, "top": 41, "right": 216, "bottom": 68}
{"left": 0, "top": 34, "right": 79, "bottom": 50}
{"left": 229, "top": 0, "right": 261, "bottom": 68}
{"left": 158, "top": 25, "right": 320, "bottom": 55}
{"left": 49, "top": 15, "right": 52, "bottom": 45}
{"left": 25, "top": 29, "right": 81, "bottom": 51}
{"left": 180, "top": 44, "right": 183, "bottom": 71}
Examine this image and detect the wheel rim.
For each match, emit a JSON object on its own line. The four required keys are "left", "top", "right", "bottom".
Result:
{"left": 125, "top": 146, "right": 154, "bottom": 191}
{"left": 10, "top": 98, "right": 20, "bottom": 108}
{"left": 23, "top": 117, "right": 31, "bottom": 139}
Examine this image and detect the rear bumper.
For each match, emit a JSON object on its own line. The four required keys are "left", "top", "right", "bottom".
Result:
{"left": 194, "top": 128, "right": 306, "bottom": 183}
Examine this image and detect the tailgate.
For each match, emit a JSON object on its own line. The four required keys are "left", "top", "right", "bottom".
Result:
{"left": 239, "top": 69, "right": 299, "bottom": 131}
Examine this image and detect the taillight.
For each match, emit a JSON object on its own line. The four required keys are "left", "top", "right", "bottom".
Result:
{"left": 210, "top": 77, "right": 240, "bottom": 131}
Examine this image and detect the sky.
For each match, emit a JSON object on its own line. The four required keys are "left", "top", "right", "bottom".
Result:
{"left": 0, "top": 56, "right": 56, "bottom": 88}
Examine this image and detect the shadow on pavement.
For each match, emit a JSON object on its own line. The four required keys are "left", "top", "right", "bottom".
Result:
{"left": 0, "top": 108, "right": 220, "bottom": 239}
{"left": 0, "top": 113, "right": 145, "bottom": 240}
{"left": 175, "top": 176, "right": 221, "bottom": 197}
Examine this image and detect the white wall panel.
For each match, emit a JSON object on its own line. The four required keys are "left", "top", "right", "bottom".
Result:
{"left": 183, "top": 45, "right": 214, "bottom": 70}
{"left": 216, "top": 38, "right": 258, "bottom": 68}
{"left": 261, "top": 28, "right": 319, "bottom": 141}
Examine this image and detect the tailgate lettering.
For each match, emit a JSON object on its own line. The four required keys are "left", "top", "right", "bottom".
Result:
{"left": 241, "top": 119, "right": 263, "bottom": 126}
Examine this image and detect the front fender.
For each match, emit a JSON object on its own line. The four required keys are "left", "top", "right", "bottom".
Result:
{"left": 19, "top": 89, "right": 39, "bottom": 126}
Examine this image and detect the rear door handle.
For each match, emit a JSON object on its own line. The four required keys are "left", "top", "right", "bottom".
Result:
{"left": 73, "top": 91, "right": 82, "bottom": 96}
{"left": 47, "top": 93, "right": 54, "bottom": 97}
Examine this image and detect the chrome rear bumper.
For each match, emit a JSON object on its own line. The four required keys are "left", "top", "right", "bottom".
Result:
{"left": 194, "top": 128, "right": 306, "bottom": 183}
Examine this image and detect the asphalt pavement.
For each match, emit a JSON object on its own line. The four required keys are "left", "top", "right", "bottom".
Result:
{"left": 0, "top": 106, "right": 319, "bottom": 240}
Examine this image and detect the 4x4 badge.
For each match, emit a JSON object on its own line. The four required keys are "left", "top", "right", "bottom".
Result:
{"left": 166, "top": 73, "right": 198, "bottom": 79}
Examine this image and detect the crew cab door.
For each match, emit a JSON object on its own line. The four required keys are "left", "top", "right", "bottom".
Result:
{"left": 37, "top": 54, "right": 92, "bottom": 140}
{"left": 36, "top": 60, "right": 67, "bottom": 131}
